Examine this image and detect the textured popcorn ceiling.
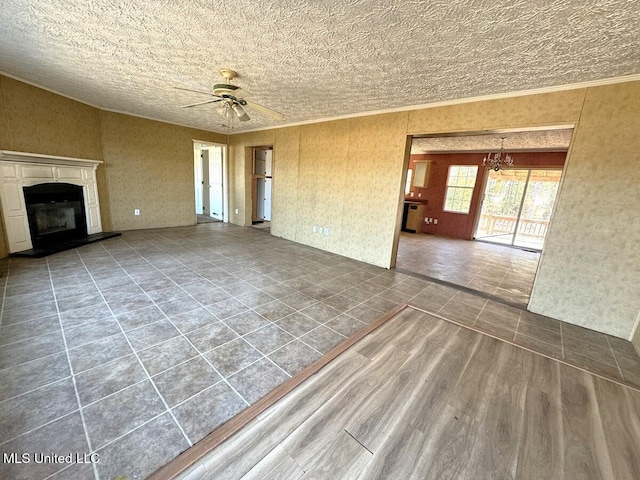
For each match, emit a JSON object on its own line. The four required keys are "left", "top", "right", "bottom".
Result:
{"left": 0, "top": 1, "right": 638, "bottom": 134}
{"left": 411, "top": 129, "right": 573, "bottom": 153}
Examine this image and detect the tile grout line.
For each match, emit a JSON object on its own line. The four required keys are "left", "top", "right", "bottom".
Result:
{"left": 45, "top": 256, "right": 101, "bottom": 480}
{"left": 66, "top": 410, "right": 170, "bottom": 472}
{"left": 1, "top": 318, "right": 119, "bottom": 349}
{"left": 73, "top": 249, "right": 195, "bottom": 449}
{"left": 0, "top": 319, "right": 64, "bottom": 347}
{"left": 211, "top": 315, "right": 294, "bottom": 382}
{"left": 101, "top": 239, "right": 253, "bottom": 409}
{"left": 60, "top": 242, "right": 362, "bottom": 391}
{"left": 156, "top": 270, "right": 301, "bottom": 392}
{"left": 0, "top": 409, "right": 82, "bottom": 448}
{"left": 0, "top": 371, "right": 73, "bottom": 406}
{"left": 122, "top": 238, "right": 275, "bottom": 375}
{"left": 134, "top": 236, "right": 376, "bottom": 383}
{"left": 18, "top": 229, "right": 640, "bottom": 476}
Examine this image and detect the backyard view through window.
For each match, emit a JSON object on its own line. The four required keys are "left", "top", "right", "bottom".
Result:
{"left": 444, "top": 165, "right": 478, "bottom": 213}
{"left": 475, "top": 169, "right": 562, "bottom": 250}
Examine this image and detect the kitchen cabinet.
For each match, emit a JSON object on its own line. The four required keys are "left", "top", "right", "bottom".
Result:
{"left": 412, "top": 161, "right": 431, "bottom": 188}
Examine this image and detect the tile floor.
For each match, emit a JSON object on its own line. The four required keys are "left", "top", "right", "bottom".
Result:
{"left": 195, "top": 215, "right": 220, "bottom": 224}
{"left": 0, "top": 224, "right": 403, "bottom": 479}
{"left": 396, "top": 232, "right": 539, "bottom": 306}
{"left": 1, "top": 224, "right": 638, "bottom": 479}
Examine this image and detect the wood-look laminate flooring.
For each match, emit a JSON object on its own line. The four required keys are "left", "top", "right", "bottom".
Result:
{"left": 178, "top": 306, "right": 640, "bottom": 480}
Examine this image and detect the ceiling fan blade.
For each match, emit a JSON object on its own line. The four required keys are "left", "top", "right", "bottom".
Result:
{"left": 173, "top": 86, "right": 215, "bottom": 96}
{"left": 229, "top": 87, "right": 250, "bottom": 98}
{"left": 180, "top": 99, "right": 222, "bottom": 108}
{"left": 244, "top": 100, "right": 284, "bottom": 120}
{"left": 231, "top": 103, "right": 251, "bottom": 122}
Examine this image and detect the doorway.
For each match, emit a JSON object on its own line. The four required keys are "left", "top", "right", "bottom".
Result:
{"left": 475, "top": 168, "right": 562, "bottom": 250}
{"left": 252, "top": 147, "right": 273, "bottom": 227}
{"left": 194, "top": 142, "right": 227, "bottom": 224}
{"left": 393, "top": 128, "right": 572, "bottom": 307}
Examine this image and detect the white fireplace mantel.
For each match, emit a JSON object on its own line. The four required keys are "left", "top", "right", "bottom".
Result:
{"left": 0, "top": 150, "right": 103, "bottom": 169}
{"left": 0, "top": 150, "right": 104, "bottom": 253}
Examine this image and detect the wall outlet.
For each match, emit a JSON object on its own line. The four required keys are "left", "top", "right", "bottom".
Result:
{"left": 417, "top": 192, "right": 422, "bottom": 198}
{"left": 312, "top": 225, "right": 317, "bottom": 233}
{"left": 323, "top": 227, "right": 329, "bottom": 236}
{"left": 424, "top": 217, "right": 428, "bottom": 223}
{"left": 410, "top": 192, "right": 414, "bottom": 197}
{"left": 434, "top": 219, "right": 438, "bottom": 224}
{"left": 235, "top": 208, "right": 239, "bottom": 214}
{"left": 134, "top": 209, "right": 140, "bottom": 216}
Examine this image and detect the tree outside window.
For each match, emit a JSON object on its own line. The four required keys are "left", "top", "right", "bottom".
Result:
{"left": 444, "top": 166, "right": 478, "bottom": 214}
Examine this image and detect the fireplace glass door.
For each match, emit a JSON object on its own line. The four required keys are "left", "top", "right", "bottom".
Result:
{"left": 23, "top": 183, "right": 88, "bottom": 248}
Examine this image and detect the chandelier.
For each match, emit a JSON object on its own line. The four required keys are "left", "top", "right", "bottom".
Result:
{"left": 482, "top": 137, "right": 514, "bottom": 171}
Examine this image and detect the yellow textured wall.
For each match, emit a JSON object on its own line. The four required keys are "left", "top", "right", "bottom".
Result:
{"left": 2, "top": 72, "right": 639, "bottom": 339}
{"left": 271, "top": 127, "right": 300, "bottom": 240}
{"left": 339, "top": 113, "right": 408, "bottom": 263}
{"left": 0, "top": 75, "right": 104, "bottom": 257}
{"left": 529, "top": 82, "right": 640, "bottom": 338}
{"left": 232, "top": 90, "right": 586, "bottom": 267}
{"left": 228, "top": 130, "right": 275, "bottom": 226}
{"left": 100, "top": 112, "right": 225, "bottom": 231}
{"left": 407, "top": 89, "right": 586, "bottom": 134}
{"left": 0, "top": 75, "right": 226, "bottom": 254}
{"left": 231, "top": 82, "right": 640, "bottom": 339}
{"left": 231, "top": 114, "right": 408, "bottom": 266}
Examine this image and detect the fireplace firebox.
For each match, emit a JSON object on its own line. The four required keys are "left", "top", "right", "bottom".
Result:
{"left": 23, "top": 183, "right": 88, "bottom": 249}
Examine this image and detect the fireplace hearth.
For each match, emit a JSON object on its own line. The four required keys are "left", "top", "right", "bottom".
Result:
{"left": 13, "top": 182, "right": 121, "bottom": 258}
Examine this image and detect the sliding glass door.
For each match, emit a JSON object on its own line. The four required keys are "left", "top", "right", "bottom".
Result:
{"left": 475, "top": 169, "right": 562, "bottom": 250}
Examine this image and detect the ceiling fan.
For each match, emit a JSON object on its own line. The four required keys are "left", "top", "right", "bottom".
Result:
{"left": 175, "top": 69, "right": 284, "bottom": 122}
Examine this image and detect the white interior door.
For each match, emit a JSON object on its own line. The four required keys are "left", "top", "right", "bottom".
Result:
{"left": 256, "top": 178, "right": 265, "bottom": 220}
{"left": 253, "top": 148, "right": 272, "bottom": 223}
{"left": 201, "top": 150, "right": 210, "bottom": 215}
{"left": 255, "top": 155, "right": 266, "bottom": 175}
{"left": 265, "top": 150, "right": 273, "bottom": 176}
{"left": 209, "top": 146, "right": 224, "bottom": 220}
{"left": 264, "top": 178, "right": 272, "bottom": 221}
{"left": 194, "top": 149, "right": 203, "bottom": 214}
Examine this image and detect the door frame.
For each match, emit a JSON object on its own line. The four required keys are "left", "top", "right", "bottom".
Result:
{"left": 473, "top": 166, "right": 565, "bottom": 251}
{"left": 193, "top": 140, "right": 229, "bottom": 223}
{"left": 390, "top": 126, "right": 575, "bottom": 309}
{"left": 250, "top": 145, "right": 274, "bottom": 224}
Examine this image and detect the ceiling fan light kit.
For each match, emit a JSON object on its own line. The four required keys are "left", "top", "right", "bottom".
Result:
{"left": 175, "top": 69, "right": 284, "bottom": 123}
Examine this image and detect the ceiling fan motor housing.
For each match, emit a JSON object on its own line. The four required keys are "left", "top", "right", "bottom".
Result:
{"left": 212, "top": 83, "right": 241, "bottom": 96}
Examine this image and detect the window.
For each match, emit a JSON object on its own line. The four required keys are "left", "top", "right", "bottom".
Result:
{"left": 444, "top": 165, "right": 478, "bottom": 214}
{"left": 405, "top": 169, "right": 413, "bottom": 194}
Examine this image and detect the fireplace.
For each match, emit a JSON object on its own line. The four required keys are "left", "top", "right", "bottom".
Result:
{"left": 23, "top": 183, "right": 88, "bottom": 249}
{"left": 0, "top": 150, "right": 120, "bottom": 257}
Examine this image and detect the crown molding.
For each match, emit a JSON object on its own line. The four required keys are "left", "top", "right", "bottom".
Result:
{"left": 2, "top": 69, "right": 639, "bottom": 137}
{"left": 0, "top": 70, "right": 103, "bottom": 109}
{"left": 235, "top": 73, "right": 640, "bottom": 135}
